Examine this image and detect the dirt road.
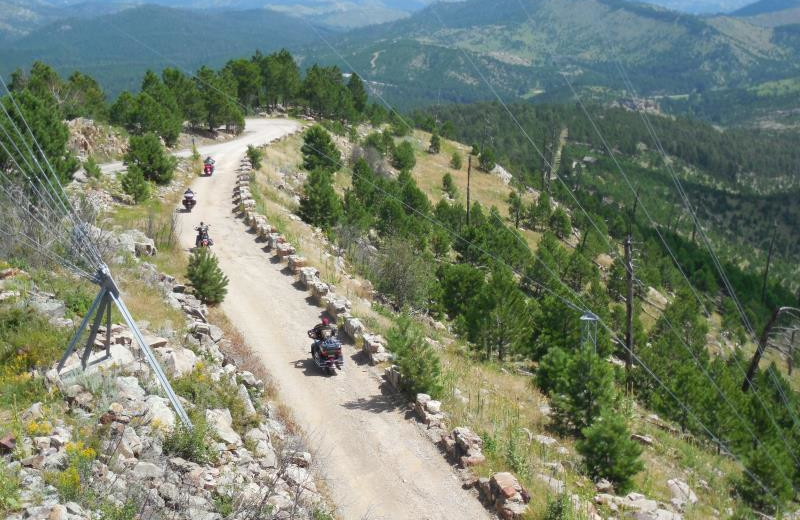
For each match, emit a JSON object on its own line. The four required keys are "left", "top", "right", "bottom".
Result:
{"left": 176, "top": 118, "right": 491, "bottom": 520}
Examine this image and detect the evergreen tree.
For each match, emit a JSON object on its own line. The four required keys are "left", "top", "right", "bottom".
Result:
{"left": 442, "top": 173, "right": 458, "bottom": 199}
{"left": 187, "top": 248, "right": 229, "bottom": 305}
{"left": 124, "top": 133, "right": 177, "bottom": 185}
{"left": 479, "top": 148, "right": 496, "bottom": 171}
{"left": 468, "top": 267, "right": 533, "bottom": 361}
{"left": 140, "top": 70, "right": 182, "bottom": 146}
{"left": 347, "top": 72, "right": 368, "bottom": 113}
{"left": 0, "top": 90, "right": 78, "bottom": 186}
{"left": 246, "top": 145, "right": 263, "bottom": 169}
{"left": 299, "top": 168, "right": 342, "bottom": 231}
{"left": 224, "top": 58, "right": 261, "bottom": 109}
{"left": 110, "top": 91, "right": 135, "bottom": 127}
{"left": 302, "top": 125, "right": 340, "bottom": 173}
{"left": 387, "top": 314, "right": 443, "bottom": 398}
{"left": 551, "top": 342, "right": 616, "bottom": 433}
{"left": 550, "top": 206, "right": 572, "bottom": 238}
{"left": 577, "top": 409, "right": 643, "bottom": 493}
{"left": 163, "top": 68, "right": 206, "bottom": 129}
{"left": 735, "top": 440, "right": 794, "bottom": 514}
{"left": 376, "top": 238, "right": 433, "bottom": 310}
{"left": 450, "top": 151, "right": 463, "bottom": 170}
{"left": 429, "top": 132, "right": 441, "bottom": 154}
{"left": 536, "top": 347, "right": 571, "bottom": 395}
{"left": 508, "top": 191, "right": 522, "bottom": 228}
{"left": 120, "top": 165, "right": 150, "bottom": 203}
{"left": 83, "top": 156, "right": 101, "bottom": 180}
{"left": 63, "top": 72, "right": 107, "bottom": 121}
{"left": 392, "top": 141, "right": 416, "bottom": 171}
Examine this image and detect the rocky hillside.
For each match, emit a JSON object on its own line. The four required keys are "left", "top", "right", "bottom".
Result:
{"left": 0, "top": 228, "right": 331, "bottom": 519}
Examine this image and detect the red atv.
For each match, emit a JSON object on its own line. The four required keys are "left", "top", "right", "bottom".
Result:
{"left": 203, "top": 162, "right": 214, "bottom": 176}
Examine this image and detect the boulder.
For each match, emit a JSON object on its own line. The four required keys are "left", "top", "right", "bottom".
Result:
{"left": 132, "top": 461, "right": 164, "bottom": 479}
{"left": 342, "top": 316, "right": 364, "bottom": 341}
{"left": 238, "top": 384, "right": 257, "bottom": 417}
{"left": 325, "top": 297, "right": 351, "bottom": 320}
{"left": 205, "top": 409, "right": 242, "bottom": 446}
{"left": 276, "top": 243, "right": 296, "bottom": 258}
{"left": 287, "top": 255, "right": 307, "bottom": 273}
{"left": 667, "top": 478, "right": 698, "bottom": 510}
{"left": 155, "top": 346, "right": 198, "bottom": 378}
{"left": 144, "top": 395, "right": 176, "bottom": 432}
{"left": 114, "top": 376, "right": 145, "bottom": 401}
{"left": 631, "top": 434, "right": 655, "bottom": 446}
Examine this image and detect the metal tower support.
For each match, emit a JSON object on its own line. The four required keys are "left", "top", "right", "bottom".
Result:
{"left": 57, "top": 265, "right": 192, "bottom": 428}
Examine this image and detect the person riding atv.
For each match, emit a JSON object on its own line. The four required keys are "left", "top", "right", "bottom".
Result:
{"left": 308, "top": 317, "right": 335, "bottom": 349}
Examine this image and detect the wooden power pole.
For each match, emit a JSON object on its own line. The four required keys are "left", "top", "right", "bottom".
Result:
{"left": 625, "top": 234, "right": 635, "bottom": 392}
{"left": 466, "top": 154, "right": 472, "bottom": 226}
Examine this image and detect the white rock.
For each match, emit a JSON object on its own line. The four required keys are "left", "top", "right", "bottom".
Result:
{"left": 667, "top": 478, "right": 698, "bottom": 510}
{"left": 144, "top": 395, "right": 176, "bottom": 432}
{"left": 132, "top": 461, "right": 164, "bottom": 479}
{"left": 115, "top": 376, "right": 145, "bottom": 401}
{"left": 238, "top": 384, "right": 257, "bottom": 417}
{"left": 155, "top": 346, "right": 198, "bottom": 378}
{"left": 205, "top": 409, "right": 242, "bottom": 446}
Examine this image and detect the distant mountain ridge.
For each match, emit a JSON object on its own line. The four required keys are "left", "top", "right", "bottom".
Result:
{"left": 300, "top": 0, "right": 800, "bottom": 109}
{"left": 733, "top": 0, "right": 800, "bottom": 15}
{"left": 0, "top": 4, "right": 324, "bottom": 96}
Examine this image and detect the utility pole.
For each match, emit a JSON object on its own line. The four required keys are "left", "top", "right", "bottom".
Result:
{"left": 761, "top": 219, "right": 778, "bottom": 304}
{"left": 466, "top": 154, "right": 472, "bottom": 226}
{"left": 624, "top": 234, "right": 635, "bottom": 392}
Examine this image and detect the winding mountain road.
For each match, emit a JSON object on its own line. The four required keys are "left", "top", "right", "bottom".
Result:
{"left": 172, "top": 118, "right": 490, "bottom": 520}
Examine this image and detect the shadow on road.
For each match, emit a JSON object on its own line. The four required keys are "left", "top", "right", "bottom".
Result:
{"left": 292, "top": 358, "right": 329, "bottom": 378}
{"left": 341, "top": 382, "right": 406, "bottom": 414}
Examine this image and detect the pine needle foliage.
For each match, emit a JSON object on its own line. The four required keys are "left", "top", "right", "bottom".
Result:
{"left": 187, "top": 248, "right": 229, "bottom": 304}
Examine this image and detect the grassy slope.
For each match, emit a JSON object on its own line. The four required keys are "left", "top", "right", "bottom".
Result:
{"left": 247, "top": 127, "right": 751, "bottom": 519}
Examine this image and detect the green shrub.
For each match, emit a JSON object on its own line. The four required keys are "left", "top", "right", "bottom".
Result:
{"left": 0, "top": 465, "right": 20, "bottom": 515}
{"left": 577, "top": 410, "right": 643, "bottom": 493}
{"left": 387, "top": 315, "right": 443, "bottom": 398}
{"left": 442, "top": 173, "right": 457, "bottom": 199}
{"left": 124, "top": 132, "right": 177, "bottom": 185}
{"left": 428, "top": 132, "right": 441, "bottom": 154}
{"left": 450, "top": 151, "right": 463, "bottom": 170}
{"left": 299, "top": 168, "right": 342, "bottom": 231}
{"left": 171, "top": 363, "right": 257, "bottom": 434}
{"left": 45, "top": 441, "right": 96, "bottom": 502}
{"left": 478, "top": 148, "right": 496, "bottom": 171}
{"left": 187, "top": 248, "right": 229, "bottom": 304}
{"left": 163, "top": 415, "right": 217, "bottom": 465}
{"left": 246, "top": 144, "right": 264, "bottom": 170}
{"left": 84, "top": 156, "right": 102, "bottom": 179}
{"left": 120, "top": 165, "right": 151, "bottom": 203}
{"left": 391, "top": 141, "right": 416, "bottom": 171}
{"left": 213, "top": 493, "right": 235, "bottom": 517}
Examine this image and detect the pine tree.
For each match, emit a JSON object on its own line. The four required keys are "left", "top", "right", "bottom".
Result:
{"left": 120, "top": 165, "right": 150, "bottom": 203}
{"left": 450, "top": 151, "right": 463, "bottom": 170}
{"left": 302, "top": 125, "right": 341, "bottom": 173}
{"left": 387, "top": 314, "right": 443, "bottom": 398}
{"left": 536, "top": 347, "right": 571, "bottom": 395}
{"left": 84, "top": 156, "right": 101, "bottom": 180}
{"left": 551, "top": 342, "right": 616, "bottom": 433}
{"left": 347, "top": 72, "right": 368, "bottom": 113}
{"left": 442, "top": 173, "right": 458, "bottom": 199}
{"left": 508, "top": 191, "right": 522, "bottom": 228}
{"left": 392, "top": 141, "right": 416, "bottom": 171}
{"left": 124, "top": 133, "right": 177, "bottom": 185}
{"left": 577, "top": 409, "right": 643, "bottom": 493}
{"left": 187, "top": 248, "right": 229, "bottom": 305}
{"left": 429, "top": 132, "right": 441, "bottom": 154}
{"left": 479, "top": 148, "right": 496, "bottom": 171}
{"left": 735, "top": 439, "right": 794, "bottom": 514}
{"left": 246, "top": 145, "right": 263, "bottom": 169}
{"left": 299, "top": 168, "right": 342, "bottom": 230}
{"left": 550, "top": 206, "right": 572, "bottom": 238}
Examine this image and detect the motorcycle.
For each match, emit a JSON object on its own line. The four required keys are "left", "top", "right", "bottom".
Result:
{"left": 309, "top": 328, "right": 343, "bottom": 375}
{"left": 203, "top": 163, "right": 214, "bottom": 176}
{"left": 195, "top": 225, "right": 213, "bottom": 248}
{"left": 182, "top": 193, "right": 197, "bottom": 212}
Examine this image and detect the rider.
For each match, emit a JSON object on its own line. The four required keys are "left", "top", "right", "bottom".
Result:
{"left": 183, "top": 188, "right": 195, "bottom": 200}
{"left": 308, "top": 317, "right": 335, "bottom": 356}
{"left": 204, "top": 156, "right": 215, "bottom": 165}
{"left": 194, "top": 221, "right": 209, "bottom": 247}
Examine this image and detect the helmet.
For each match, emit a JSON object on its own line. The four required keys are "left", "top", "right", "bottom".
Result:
{"left": 321, "top": 317, "right": 330, "bottom": 326}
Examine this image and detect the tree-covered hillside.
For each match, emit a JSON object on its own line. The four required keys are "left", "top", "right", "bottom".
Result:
{"left": 0, "top": 5, "right": 327, "bottom": 97}
{"left": 412, "top": 102, "right": 800, "bottom": 293}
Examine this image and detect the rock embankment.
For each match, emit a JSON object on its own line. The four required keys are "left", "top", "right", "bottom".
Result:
{"left": 1, "top": 258, "right": 329, "bottom": 520}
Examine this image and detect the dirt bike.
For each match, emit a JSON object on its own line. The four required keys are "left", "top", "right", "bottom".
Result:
{"left": 203, "top": 163, "right": 214, "bottom": 176}
{"left": 309, "top": 328, "right": 343, "bottom": 375}
{"left": 182, "top": 194, "right": 196, "bottom": 212}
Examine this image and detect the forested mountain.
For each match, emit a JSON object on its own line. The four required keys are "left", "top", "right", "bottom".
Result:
{"left": 0, "top": 5, "right": 324, "bottom": 97}
{"left": 412, "top": 102, "right": 800, "bottom": 290}
{"left": 299, "top": 0, "right": 800, "bottom": 118}
{"left": 0, "top": 0, "right": 131, "bottom": 41}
